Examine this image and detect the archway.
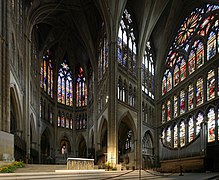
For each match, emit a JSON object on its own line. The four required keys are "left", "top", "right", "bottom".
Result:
{"left": 60, "top": 136, "right": 71, "bottom": 157}
{"left": 142, "top": 131, "right": 154, "bottom": 169}
{"left": 97, "top": 118, "right": 107, "bottom": 165}
{"left": 118, "top": 113, "right": 136, "bottom": 167}
{"left": 10, "top": 87, "right": 25, "bottom": 162}
{"left": 40, "top": 128, "right": 51, "bottom": 164}
{"left": 30, "top": 115, "right": 38, "bottom": 163}
{"left": 77, "top": 135, "right": 87, "bottom": 158}
{"left": 88, "top": 129, "right": 95, "bottom": 159}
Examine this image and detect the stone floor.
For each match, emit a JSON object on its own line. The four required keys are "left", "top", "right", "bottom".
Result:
{"left": 0, "top": 166, "right": 218, "bottom": 180}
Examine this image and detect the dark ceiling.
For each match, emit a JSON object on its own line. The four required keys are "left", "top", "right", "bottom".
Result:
{"left": 30, "top": 0, "right": 102, "bottom": 70}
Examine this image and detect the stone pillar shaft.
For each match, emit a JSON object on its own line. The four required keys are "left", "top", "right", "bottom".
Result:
{"left": 136, "top": 56, "right": 142, "bottom": 169}
{"left": 2, "top": 1, "right": 10, "bottom": 133}
{"left": 107, "top": 40, "right": 117, "bottom": 164}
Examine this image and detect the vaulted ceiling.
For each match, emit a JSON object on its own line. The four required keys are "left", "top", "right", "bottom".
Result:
{"left": 27, "top": 0, "right": 208, "bottom": 73}
{"left": 29, "top": 0, "right": 103, "bottom": 70}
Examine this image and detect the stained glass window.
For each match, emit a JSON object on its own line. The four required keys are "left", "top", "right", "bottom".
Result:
{"left": 40, "top": 50, "right": 53, "bottom": 98}
{"left": 76, "top": 67, "right": 87, "bottom": 107}
{"left": 40, "top": 98, "right": 42, "bottom": 118}
{"left": 79, "top": 114, "right": 82, "bottom": 129}
{"left": 207, "top": 31, "right": 216, "bottom": 60}
{"left": 161, "top": 104, "right": 165, "bottom": 124}
{"left": 50, "top": 107, "right": 53, "bottom": 124}
{"left": 180, "top": 57, "right": 186, "bottom": 81}
{"left": 167, "top": 71, "right": 172, "bottom": 92}
{"left": 162, "top": 75, "right": 167, "bottom": 95}
{"left": 166, "top": 126, "right": 171, "bottom": 147}
{"left": 83, "top": 113, "right": 87, "bottom": 129}
{"left": 180, "top": 90, "right": 185, "bottom": 114}
{"left": 174, "top": 95, "right": 178, "bottom": 118}
{"left": 70, "top": 114, "right": 73, "bottom": 129}
{"left": 161, "top": 129, "right": 165, "bottom": 144}
{"left": 66, "top": 113, "right": 69, "bottom": 129}
{"left": 118, "top": 9, "right": 136, "bottom": 76}
{"left": 142, "top": 41, "right": 155, "bottom": 99}
{"left": 196, "top": 112, "right": 203, "bottom": 135}
{"left": 188, "top": 84, "right": 194, "bottom": 110}
{"left": 176, "top": 11, "right": 200, "bottom": 47}
{"left": 61, "top": 112, "right": 65, "bottom": 128}
{"left": 40, "top": 61, "right": 43, "bottom": 88}
{"left": 196, "top": 78, "right": 204, "bottom": 106}
{"left": 98, "top": 26, "right": 108, "bottom": 81}
{"left": 174, "top": 65, "right": 180, "bottom": 87}
{"left": 57, "top": 111, "right": 61, "bottom": 127}
{"left": 118, "top": 77, "right": 123, "bottom": 100}
{"left": 218, "top": 108, "right": 219, "bottom": 141}
{"left": 174, "top": 124, "right": 178, "bottom": 148}
{"left": 188, "top": 50, "right": 195, "bottom": 75}
{"left": 122, "top": 82, "right": 126, "bottom": 102}
{"left": 196, "top": 42, "right": 204, "bottom": 69}
{"left": 57, "top": 60, "right": 73, "bottom": 106}
{"left": 161, "top": 3, "right": 219, "bottom": 149}
{"left": 188, "top": 116, "right": 195, "bottom": 142}
{"left": 43, "top": 60, "right": 47, "bottom": 92}
{"left": 180, "top": 121, "right": 185, "bottom": 147}
{"left": 207, "top": 108, "right": 215, "bottom": 142}
{"left": 218, "top": 68, "right": 219, "bottom": 96}
{"left": 207, "top": 69, "right": 215, "bottom": 101}
{"left": 167, "top": 100, "right": 171, "bottom": 121}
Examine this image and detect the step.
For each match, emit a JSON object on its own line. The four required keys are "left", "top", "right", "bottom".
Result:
{"left": 14, "top": 164, "right": 67, "bottom": 173}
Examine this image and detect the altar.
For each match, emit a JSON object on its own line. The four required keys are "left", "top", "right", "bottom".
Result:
{"left": 67, "top": 158, "right": 94, "bottom": 170}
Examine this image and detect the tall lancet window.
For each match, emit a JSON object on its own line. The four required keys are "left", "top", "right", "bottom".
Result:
{"left": 207, "top": 107, "right": 215, "bottom": 142}
{"left": 98, "top": 23, "right": 108, "bottom": 81}
{"left": 57, "top": 59, "right": 73, "bottom": 106}
{"left": 142, "top": 41, "right": 155, "bottom": 99}
{"left": 76, "top": 67, "right": 87, "bottom": 107}
{"left": 117, "top": 9, "right": 137, "bottom": 76}
{"left": 40, "top": 50, "right": 53, "bottom": 98}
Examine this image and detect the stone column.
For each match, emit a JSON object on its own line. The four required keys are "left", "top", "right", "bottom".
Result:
{"left": 136, "top": 55, "right": 142, "bottom": 169}
{"left": 37, "top": 50, "right": 43, "bottom": 164}
{"left": 1, "top": 1, "right": 10, "bottom": 132}
{"left": 0, "top": 0, "right": 2, "bottom": 131}
{"left": 36, "top": 49, "right": 41, "bottom": 163}
{"left": 24, "top": 33, "right": 31, "bottom": 163}
{"left": 93, "top": 68, "right": 98, "bottom": 162}
{"left": 107, "top": 39, "right": 118, "bottom": 164}
{"left": 72, "top": 67, "right": 76, "bottom": 156}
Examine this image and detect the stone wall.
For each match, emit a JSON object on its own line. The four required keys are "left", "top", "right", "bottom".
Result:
{"left": 0, "top": 131, "right": 14, "bottom": 161}
{"left": 160, "top": 156, "right": 204, "bottom": 173}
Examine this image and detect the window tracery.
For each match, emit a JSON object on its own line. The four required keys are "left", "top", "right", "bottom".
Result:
{"left": 160, "top": 3, "right": 219, "bottom": 149}
{"left": 142, "top": 41, "right": 155, "bottom": 99}
{"left": 76, "top": 67, "right": 87, "bottom": 107}
{"left": 117, "top": 9, "right": 137, "bottom": 76}
{"left": 40, "top": 50, "right": 53, "bottom": 98}
{"left": 57, "top": 60, "right": 73, "bottom": 106}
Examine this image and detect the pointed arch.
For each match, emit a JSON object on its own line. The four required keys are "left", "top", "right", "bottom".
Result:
{"left": 10, "top": 85, "right": 23, "bottom": 133}
{"left": 57, "top": 57, "right": 73, "bottom": 106}
{"left": 40, "top": 127, "right": 52, "bottom": 163}
{"left": 142, "top": 131, "right": 154, "bottom": 156}
{"left": 118, "top": 111, "right": 137, "bottom": 164}
{"left": 76, "top": 133, "right": 87, "bottom": 158}
{"left": 118, "top": 111, "right": 137, "bottom": 136}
